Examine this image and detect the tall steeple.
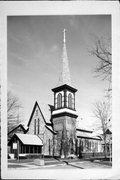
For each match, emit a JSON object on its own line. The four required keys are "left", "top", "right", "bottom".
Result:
{"left": 52, "top": 30, "right": 78, "bottom": 158}
{"left": 57, "top": 29, "right": 71, "bottom": 86}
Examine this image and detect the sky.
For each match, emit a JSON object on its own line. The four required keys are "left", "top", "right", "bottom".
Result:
{"left": 7, "top": 15, "right": 111, "bottom": 130}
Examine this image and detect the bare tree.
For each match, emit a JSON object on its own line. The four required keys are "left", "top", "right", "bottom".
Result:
{"left": 93, "top": 101, "right": 111, "bottom": 158}
{"left": 91, "top": 37, "right": 112, "bottom": 83}
{"left": 7, "top": 91, "right": 23, "bottom": 132}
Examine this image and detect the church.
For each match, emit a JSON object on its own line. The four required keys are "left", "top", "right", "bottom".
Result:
{"left": 8, "top": 29, "right": 103, "bottom": 159}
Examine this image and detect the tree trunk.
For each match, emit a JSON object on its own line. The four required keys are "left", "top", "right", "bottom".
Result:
{"left": 104, "top": 134, "right": 107, "bottom": 158}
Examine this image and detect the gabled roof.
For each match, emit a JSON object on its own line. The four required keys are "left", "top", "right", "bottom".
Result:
{"left": 92, "top": 128, "right": 112, "bottom": 136}
{"left": 39, "top": 102, "right": 54, "bottom": 124}
{"left": 8, "top": 123, "right": 28, "bottom": 135}
{"left": 76, "top": 129, "right": 101, "bottom": 140}
{"left": 27, "top": 101, "right": 54, "bottom": 127}
{"left": 11, "top": 133, "right": 43, "bottom": 146}
{"left": 104, "top": 129, "right": 112, "bottom": 135}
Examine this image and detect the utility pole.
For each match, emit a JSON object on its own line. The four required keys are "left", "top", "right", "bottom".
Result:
{"left": 17, "top": 140, "right": 19, "bottom": 162}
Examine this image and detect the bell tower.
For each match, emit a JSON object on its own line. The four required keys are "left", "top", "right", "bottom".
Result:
{"left": 52, "top": 29, "right": 78, "bottom": 158}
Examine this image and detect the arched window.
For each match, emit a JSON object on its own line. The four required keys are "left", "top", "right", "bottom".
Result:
{"left": 38, "top": 118, "right": 40, "bottom": 134}
{"left": 68, "top": 93, "right": 73, "bottom": 109}
{"left": 57, "top": 93, "right": 62, "bottom": 108}
{"left": 34, "top": 119, "right": 36, "bottom": 134}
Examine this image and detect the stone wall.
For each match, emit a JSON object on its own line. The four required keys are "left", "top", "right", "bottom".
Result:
{"left": 27, "top": 105, "right": 53, "bottom": 156}
{"left": 53, "top": 115, "right": 76, "bottom": 157}
{"left": 27, "top": 105, "right": 45, "bottom": 135}
{"left": 42, "top": 128, "right": 53, "bottom": 156}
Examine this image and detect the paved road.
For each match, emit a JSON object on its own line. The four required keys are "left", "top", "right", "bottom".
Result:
{"left": 8, "top": 159, "right": 112, "bottom": 170}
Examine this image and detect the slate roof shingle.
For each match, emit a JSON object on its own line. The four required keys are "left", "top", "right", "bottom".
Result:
{"left": 38, "top": 102, "right": 53, "bottom": 124}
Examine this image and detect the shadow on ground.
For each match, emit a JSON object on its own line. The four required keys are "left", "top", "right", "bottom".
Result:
{"left": 63, "top": 160, "right": 84, "bottom": 169}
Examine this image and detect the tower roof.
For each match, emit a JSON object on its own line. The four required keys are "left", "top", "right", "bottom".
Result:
{"left": 57, "top": 29, "right": 71, "bottom": 87}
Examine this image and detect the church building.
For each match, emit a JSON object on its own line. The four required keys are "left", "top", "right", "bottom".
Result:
{"left": 8, "top": 30, "right": 102, "bottom": 159}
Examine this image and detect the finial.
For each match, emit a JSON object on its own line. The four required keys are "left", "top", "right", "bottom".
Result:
{"left": 63, "top": 29, "right": 66, "bottom": 43}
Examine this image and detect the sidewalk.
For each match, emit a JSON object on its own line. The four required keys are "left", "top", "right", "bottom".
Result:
{"left": 68, "top": 160, "right": 112, "bottom": 169}
{"left": 8, "top": 157, "right": 112, "bottom": 169}
{"left": 8, "top": 158, "right": 66, "bottom": 169}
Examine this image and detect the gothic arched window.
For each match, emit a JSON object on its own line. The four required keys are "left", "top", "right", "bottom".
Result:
{"left": 38, "top": 118, "right": 40, "bottom": 134}
{"left": 57, "top": 93, "right": 62, "bottom": 108}
{"left": 68, "top": 93, "right": 73, "bottom": 109}
{"left": 34, "top": 119, "right": 36, "bottom": 135}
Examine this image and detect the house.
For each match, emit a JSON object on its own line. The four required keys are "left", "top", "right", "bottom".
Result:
{"left": 8, "top": 133, "right": 43, "bottom": 159}
{"left": 8, "top": 123, "right": 28, "bottom": 142}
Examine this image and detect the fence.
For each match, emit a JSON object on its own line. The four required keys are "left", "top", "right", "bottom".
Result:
{"left": 80, "top": 152, "right": 110, "bottom": 159}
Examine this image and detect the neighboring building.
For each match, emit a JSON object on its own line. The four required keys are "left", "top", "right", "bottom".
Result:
{"left": 8, "top": 29, "right": 107, "bottom": 159}
{"left": 8, "top": 123, "right": 28, "bottom": 142}
{"left": 8, "top": 133, "right": 43, "bottom": 158}
{"left": 101, "top": 128, "right": 112, "bottom": 155}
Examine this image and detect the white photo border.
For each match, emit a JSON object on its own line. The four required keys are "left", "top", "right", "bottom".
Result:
{"left": 1, "top": 1, "right": 120, "bottom": 179}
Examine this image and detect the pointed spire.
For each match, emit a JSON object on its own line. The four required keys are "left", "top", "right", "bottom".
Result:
{"left": 63, "top": 28, "right": 66, "bottom": 43}
{"left": 57, "top": 29, "right": 71, "bottom": 86}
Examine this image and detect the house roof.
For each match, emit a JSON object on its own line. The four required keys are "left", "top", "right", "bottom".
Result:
{"left": 15, "top": 133, "right": 43, "bottom": 146}
{"left": 92, "top": 128, "right": 112, "bottom": 136}
{"left": 76, "top": 129, "right": 101, "bottom": 140}
{"left": 8, "top": 123, "right": 28, "bottom": 135}
{"left": 104, "top": 129, "right": 112, "bottom": 135}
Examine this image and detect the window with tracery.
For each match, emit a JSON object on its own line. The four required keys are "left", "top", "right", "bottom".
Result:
{"left": 68, "top": 93, "right": 73, "bottom": 109}
{"left": 38, "top": 118, "right": 40, "bottom": 134}
{"left": 34, "top": 119, "right": 36, "bottom": 134}
{"left": 57, "top": 93, "right": 62, "bottom": 108}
